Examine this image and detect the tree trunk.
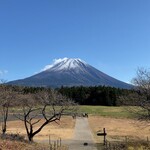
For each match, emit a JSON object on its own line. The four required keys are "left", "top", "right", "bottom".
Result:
{"left": 28, "top": 134, "right": 34, "bottom": 142}
{"left": 2, "top": 123, "right": 6, "bottom": 135}
{"left": 2, "top": 108, "right": 8, "bottom": 135}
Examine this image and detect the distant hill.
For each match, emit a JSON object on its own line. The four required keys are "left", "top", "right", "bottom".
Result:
{"left": 7, "top": 58, "right": 132, "bottom": 89}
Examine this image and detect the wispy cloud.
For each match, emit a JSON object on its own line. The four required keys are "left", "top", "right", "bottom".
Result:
{"left": 0, "top": 70, "right": 8, "bottom": 76}
{"left": 41, "top": 57, "right": 68, "bottom": 71}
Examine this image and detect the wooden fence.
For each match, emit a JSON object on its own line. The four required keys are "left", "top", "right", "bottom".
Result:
{"left": 104, "top": 137, "right": 150, "bottom": 150}
{"left": 48, "top": 136, "right": 68, "bottom": 150}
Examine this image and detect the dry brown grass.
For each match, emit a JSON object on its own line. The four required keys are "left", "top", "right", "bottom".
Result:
{"left": 6, "top": 115, "right": 150, "bottom": 142}
{"left": 88, "top": 116, "right": 150, "bottom": 143}
{"left": 4, "top": 115, "right": 150, "bottom": 149}
{"left": 6, "top": 116, "right": 75, "bottom": 142}
{"left": 0, "top": 139, "right": 49, "bottom": 150}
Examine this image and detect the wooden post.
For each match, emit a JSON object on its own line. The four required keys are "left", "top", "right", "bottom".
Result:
{"left": 49, "top": 135, "right": 51, "bottom": 145}
{"left": 147, "top": 136, "right": 149, "bottom": 143}
{"left": 103, "top": 128, "right": 106, "bottom": 145}
{"left": 125, "top": 136, "right": 128, "bottom": 143}
{"left": 109, "top": 142, "right": 111, "bottom": 149}
{"left": 49, "top": 135, "right": 52, "bottom": 150}
{"left": 54, "top": 141, "right": 56, "bottom": 150}
{"left": 60, "top": 138, "right": 61, "bottom": 147}
{"left": 57, "top": 139, "right": 59, "bottom": 148}
{"left": 97, "top": 128, "right": 107, "bottom": 145}
{"left": 50, "top": 144, "right": 52, "bottom": 150}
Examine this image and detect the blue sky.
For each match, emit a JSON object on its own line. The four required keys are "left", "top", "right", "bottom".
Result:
{"left": 0, "top": 0, "right": 150, "bottom": 83}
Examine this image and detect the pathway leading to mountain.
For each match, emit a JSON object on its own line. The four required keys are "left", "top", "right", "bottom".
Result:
{"left": 68, "top": 117, "right": 97, "bottom": 150}
{"left": 35, "top": 117, "right": 98, "bottom": 149}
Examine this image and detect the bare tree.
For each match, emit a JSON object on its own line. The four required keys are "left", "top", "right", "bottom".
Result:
{"left": 132, "top": 68, "right": 150, "bottom": 119}
{"left": 15, "top": 89, "right": 77, "bottom": 142}
{"left": 0, "top": 85, "right": 16, "bottom": 134}
{"left": 120, "top": 68, "right": 150, "bottom": 121}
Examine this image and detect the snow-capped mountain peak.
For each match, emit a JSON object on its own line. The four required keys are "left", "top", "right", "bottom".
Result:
{"left": 8, "top": 57, "right": 132, "bottom": 89}
{"left": 44, "top": 58, "right": 88, "bottom": 72}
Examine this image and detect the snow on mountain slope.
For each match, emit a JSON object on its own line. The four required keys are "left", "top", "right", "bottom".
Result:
{"left": 43, "top": 58, "right": 88, "bottom": 72}
{"left": 7, "top": 58, "right": 132, "bottom": 89}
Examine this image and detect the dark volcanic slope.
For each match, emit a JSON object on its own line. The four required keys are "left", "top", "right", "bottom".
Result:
{"left": 8, "top": 58, "right": 132, "bottom": 89}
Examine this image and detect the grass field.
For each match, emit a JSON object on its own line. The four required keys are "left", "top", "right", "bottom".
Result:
{"left": 6, "top": 116, "right": 75, "bottom": 141}
{"left": 9, "top": 105, "right": 138, "bottom": 119}
{"left": 1, "top": 105, "right": 150, "bottom": 149}
{"left": 0, "top": 139, "right": 49, "bottom": 150}
{"left": 1, "top": 116, "right": 74, "bottom": 150}
{"left": 79, "top": 105, "right": 138, "bottom": 118}
{"left": 88, "top": 116, "right": 150, "bottom": 141}
{"left": 80, "top": 106, "right": 150, "bottom": 149}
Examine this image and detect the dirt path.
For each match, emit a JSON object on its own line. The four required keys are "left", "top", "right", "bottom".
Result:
{"left": 67, "top": 117, "right": 97, "bottom": 150}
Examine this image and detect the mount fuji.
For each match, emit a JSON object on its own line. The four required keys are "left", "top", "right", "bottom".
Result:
{"left": 8, "top": 58, "right": 132, "bottom": 89}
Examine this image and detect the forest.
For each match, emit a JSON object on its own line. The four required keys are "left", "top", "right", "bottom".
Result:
{"left": 1, "top": 84, "right": 132, "bottom": 106}
{"left": 57, "top": 86, "right": 132, "bottom": 106}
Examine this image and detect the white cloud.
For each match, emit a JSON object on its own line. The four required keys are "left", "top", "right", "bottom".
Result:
{"left": 41, "top": 57, "right": 68, "bottom": 71}
{"left": 41, "top": 64, "right": 53, "bottom": 71}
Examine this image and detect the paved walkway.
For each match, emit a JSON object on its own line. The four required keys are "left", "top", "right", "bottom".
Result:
{"left": 36, "top": 117, "right": 98, "bottom": 150}
{"left": 68, "top": 117, "right": 97, "bottom": 150}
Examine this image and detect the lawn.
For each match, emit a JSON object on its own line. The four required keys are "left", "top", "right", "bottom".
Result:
{"left": 9, "top": 105, "right": 138, "bottom": 119}
{"left": 79, "top": 105, "right": 138, "bottom": 119}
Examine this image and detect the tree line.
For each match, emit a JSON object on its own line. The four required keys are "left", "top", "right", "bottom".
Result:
{"left": 57, "top": 86, "right": 131, "bottom": 106}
